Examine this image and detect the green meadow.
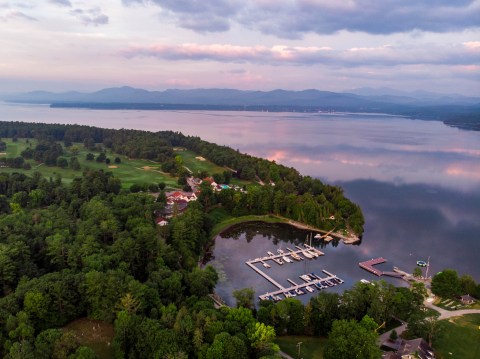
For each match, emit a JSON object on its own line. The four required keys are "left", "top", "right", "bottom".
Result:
{"left": 1, "top": 139, "right": 257, "bottom": 189}
{"left": 434, "top": 314, "right": 480, "bottom": 359}
{"left": 0, "top": 138, "right": 178, "bottom": 188}
{"left": 275, "top": 335, "right": 327, "bottom": 359}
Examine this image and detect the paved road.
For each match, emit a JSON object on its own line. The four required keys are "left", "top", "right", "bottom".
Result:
{"left": 378, "top": 321, "right": 408, "bottom": 344}
{"left": 424, "top": 301, "right": 480, "bottom": 320}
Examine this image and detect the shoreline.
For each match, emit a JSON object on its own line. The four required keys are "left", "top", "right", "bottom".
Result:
{"left": 211, "top": 214, "right": 360, "bottom": 244}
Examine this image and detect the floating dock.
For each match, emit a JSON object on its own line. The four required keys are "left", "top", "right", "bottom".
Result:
{"left": 247, "top": 246, "right": 342, "bottom": 301}
{"left": 358, "top": 257, "right": 386, "bottom": 276}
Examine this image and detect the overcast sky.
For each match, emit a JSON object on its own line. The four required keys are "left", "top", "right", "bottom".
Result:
{"left": 1, "top": 0, "right": 479, "bottom": 95}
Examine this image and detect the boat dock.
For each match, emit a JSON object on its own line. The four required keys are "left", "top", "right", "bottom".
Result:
{"left": 257, "top": 270, "right": 344, "bottom": 301}
{"left": 359, "top": 257, "right": 386, "bottom": 276}
{"left": 246, "top": 246, "right": 343, "bottom": 301}
{"left": 359, "top": 258, "right": 410, "bottom": 280}
{"left": 245, "top": 261, "right": 285, "bottom": 289}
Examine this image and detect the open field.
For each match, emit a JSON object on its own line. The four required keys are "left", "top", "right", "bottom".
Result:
{"left": 434, "top": 314, "right": 480, "bottom": 359}
{"left": 0, "top": 138, "right": 179, "bottom": 188}
{"left": 63, "top": 318, "right": 115, "bottom": 359}
{"left": 175, "top": 149, "right": 227, "bottom": 174}
{"left": 276, "top": 335, "right": 327, "bottom": 359}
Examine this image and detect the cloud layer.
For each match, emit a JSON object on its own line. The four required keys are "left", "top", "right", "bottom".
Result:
{"left": 0, "top": 0, "right": 478, "bottom": 94}
{"left": 126, "top": 0, "right": 480, "bottom": 37}
{"left": 123, "top": 42, "right": 480, "bottom": 67}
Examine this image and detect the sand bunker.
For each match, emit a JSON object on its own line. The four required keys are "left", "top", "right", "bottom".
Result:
{"left": 142, "top": 166, "right": 153, "bottom": 170}
{"left": 108, "top": 165, "right": 118, "bottom": 169}
{"left": 195, "top": 156, "right": 206, "bottom": 161}
{"left": 0, "top": 152, "right": 6, "bottom": 156}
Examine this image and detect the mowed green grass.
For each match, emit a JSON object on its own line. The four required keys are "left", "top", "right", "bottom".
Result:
{"left": 0, "top": 138, "right": 178, "bottom": 188}
{"left": 63, "top": 318, "right": 115, "bottom": 359}
{"left": 174, "top": 149, "right": 226, "bottom": 174}
{"left": 275, "top": 335, "right": 327, "bottom": 359}
{"left": 434, "top": 314, "right": 480, "bottom": 359}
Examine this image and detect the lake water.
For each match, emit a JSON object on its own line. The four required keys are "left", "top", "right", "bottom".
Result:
{"left": 1, "top": 103, "right": 479, "bottom": 304}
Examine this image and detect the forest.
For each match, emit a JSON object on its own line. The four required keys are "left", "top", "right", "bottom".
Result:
{"left": 0, "top": 121, "right": 364, "bottom": 235}
{"left": 0, "top": 167, "right": 445, "bottom": 359}
{"left": 0, "top": 121, "right": 382, "bottom": 358}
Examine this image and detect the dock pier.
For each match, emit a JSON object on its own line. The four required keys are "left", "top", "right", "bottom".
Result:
{"left": 246, "top": 246, "right": 343, "bottom": 301}
{"left": 359, "top": 257, "right": 386, "bottom": 276}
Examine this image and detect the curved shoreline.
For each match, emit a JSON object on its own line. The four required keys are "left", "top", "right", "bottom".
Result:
{"left": 210, "top": 214, "right": 359, "bottom": 244}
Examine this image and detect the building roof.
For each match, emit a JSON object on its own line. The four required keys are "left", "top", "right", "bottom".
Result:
{"left": 460, "top": 294, "right": 476, "bottom": 302}
{"left": 382, "top": 338, "right": 435, "bottom": 359}
{"left": 398, "top": 338, "right": 435, "bottom": 359}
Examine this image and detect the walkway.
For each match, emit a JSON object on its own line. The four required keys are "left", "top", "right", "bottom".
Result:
{"left": 377, "top": 321, "right": 408, "bottom": 344}
{"left": 424, "top": 301, "right": 480, "bottom": 320}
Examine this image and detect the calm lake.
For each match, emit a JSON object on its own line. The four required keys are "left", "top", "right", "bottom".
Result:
{"left": 1, "top": 103, "right": 479, "bottom": 304}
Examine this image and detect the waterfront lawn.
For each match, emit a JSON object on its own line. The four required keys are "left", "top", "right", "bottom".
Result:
{"left": 63, "top": 318, "right": 115, "bottom": 359}
{"left": 433, "top": 314, "right": 480, "bottom": 359}
{"left": 208, "top": 208, "right": 286, "bottom": 238}
{"left": 276, "top": 335, "right": 326, "bottom": 359}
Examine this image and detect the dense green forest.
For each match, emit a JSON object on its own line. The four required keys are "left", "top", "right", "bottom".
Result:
{"left": 1, "top": 122, "right": 477, "bottom": 357}
{"left": 0, "top": 121, "right": 378, "bottom": 358}
{"left": 0, "top": 121, "right": 364, "bottom": 235}
{"left": 0, "top": 169, "right": 437, "bottom": 358}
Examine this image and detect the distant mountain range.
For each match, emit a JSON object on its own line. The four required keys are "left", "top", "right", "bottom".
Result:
{"left": 4, "top": 86, "right": 480, "bottom": 106}
{"left": 3, "top": 86, "right": 480, "bottom": 131}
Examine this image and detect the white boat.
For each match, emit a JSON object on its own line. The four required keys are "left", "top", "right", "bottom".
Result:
{"left": 314, "top": 233, "right": 323, "bottom": 239}
{"left": 360, "top": 279, "right": 371, "bottom": 284}
{"left": 295, "top": 288, "right": 304, "bottom": 295}
{"left": 305, "top": 286, "right": 314, "bottom": 293}
{"left": 282, "top": 256, "right": 292, "bottom": 263}
{"left": 277, "top": 249, "right": 285, "bottom": 255}
{"left": 302, "top": 251, "right": 313, "bottom": 259}
{"left": 299, "top": 274, "right": 311, "bottom": 282}
{"left": 267, "top": 251, "right": 275, "bottom": 256}
{"left": 262, "top": 261, "right": 271, "bottom": 268}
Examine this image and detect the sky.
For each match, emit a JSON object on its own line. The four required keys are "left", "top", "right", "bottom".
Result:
{"left": 0, "top": 0, "right": 479, "bottom": 95}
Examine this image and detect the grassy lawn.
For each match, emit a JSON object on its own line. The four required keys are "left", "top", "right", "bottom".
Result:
{"left": 0, "top": 139, "right": 179, "bottom": 188}
{"left": 208, "top": 208, "right": 287, "bottom": 238}
{"left": 276, "top": 335, "right": 327, "bottom": 359}
{"left": 435, "top": 297, "right": 480, "bottom": 311}
{"left": 63, "top": 318, "right": 115, "bottom": 359}
{"left": 175, "top": 149, "right": 226, "bottom": 174}
{"left": 433, "top": 314, "right": 480, "bottom": 359}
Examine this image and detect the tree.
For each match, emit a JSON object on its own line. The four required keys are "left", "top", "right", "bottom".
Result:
{"left": 56, "top": 157, "right": 68, "bottom": 168}
{"left": 323, "top": 315, "right": 381, "bottom": 359}
{"left": 114, "top": 157, "right": 121, "bottom": 164}
{"left": 413, "top": 267, "right": 422, "bottom": 278}
{"left": 96, "top": 152, "right": 106, "bottom": 163}
{"left": 86, "top": 153, "right": 94, "bottom": 161}
{"left": 431, "top": 269, "right": 461, "bottom": 298}
{"left": 232, "top": 288, "right": 255, "bottom": 309}
{"left": 246, "top": 322, "right": 279, "bottom": 357}
{"left": 407, "top": 310, "right": 441, "bottom": 346}
{"left": 70, "top": 157, "right": 81, "bottom": 171}
{"left": 459, "top": 274, "right": 477, "bottom": 295}
{"left": 389, "top": 329, "right": 398, "bottom": 341}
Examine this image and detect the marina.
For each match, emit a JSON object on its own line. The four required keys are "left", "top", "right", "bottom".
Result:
{"left": 246, "top": 245, "right": 343, "bottom": 301}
